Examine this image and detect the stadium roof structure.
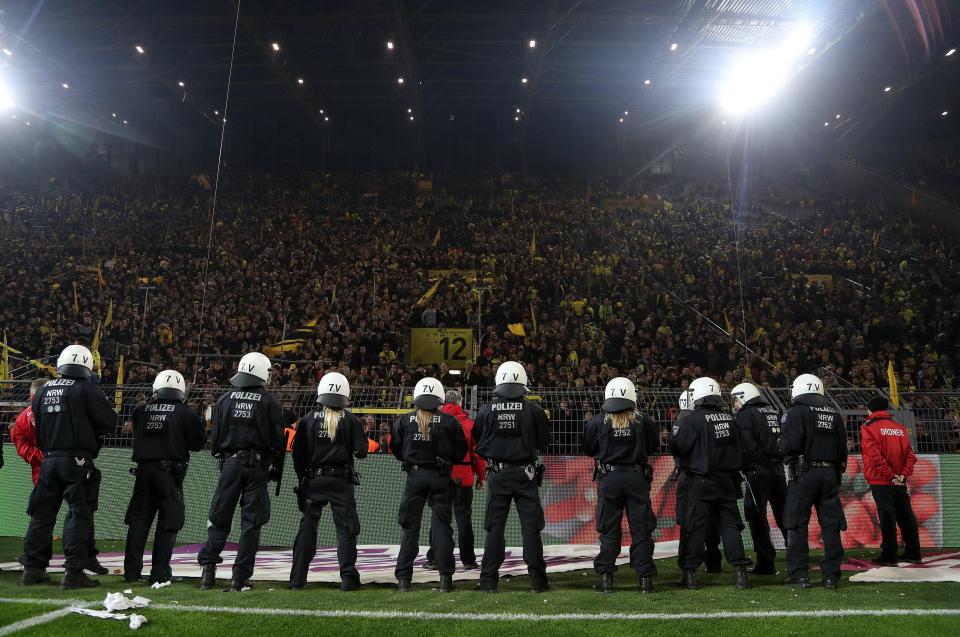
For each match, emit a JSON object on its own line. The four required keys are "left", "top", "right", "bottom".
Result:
{"left": 1, "top": 0, "right": 959, "bottom": 172}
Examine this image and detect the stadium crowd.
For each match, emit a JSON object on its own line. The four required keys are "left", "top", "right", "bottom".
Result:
{"left": 1, "top": 173, "right": 958, "bottom": 451}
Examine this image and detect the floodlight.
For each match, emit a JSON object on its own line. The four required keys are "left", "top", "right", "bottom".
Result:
{"left": 62, "top": 83, "right": 70, "bottom": 89}
{"left": 823, "top": 121, "right": 829, "bottom": 126}
{"left": 135, "top": 45, "right": 145, "bottom": 54}
{"left": 324, "top": 116, "right": 329, "bottom": 121}
{"left": 409, "top": 115, "right": 414, "bottom": 121}
{"left": 386, "top": 41, "right": 394, "bottom": 50}
{"left": 946, "top": 48, "right": 956, "bottom": 57}
{"left": 122, "top": 119, "right": 128, "bottom": 125}
{"left": 884, "top": 86, "right": 892, "bottom": 92}
{"left": 397, "top": 76, "right": 404, "bottom": 84}
{"left": 297, "top": 78, "right": 304, "bottom": 85}
{"left": 644, "top": 79, "right": 651, "bottom": 85}
{"left": 112, "top": 112, "right": 117, "bottom": 118}
{"left": 835, "top": 113, "right": 841, "bottom": 119}
{"left": 178, "top": 81, "right": 185, "bottom": 87}
{"left": 807, "top": 47, "right": 816, "bottom": 55}
{"left": 2, "top": 48, "right": 11, "bottom": 57}
{"left": 670, "top": 43, "right": 678, "bottom": 51}
{"left": 521, "top": 77, "right": 528, "bottom": 84}
{"left": 408, "top": 107, "right": 412, "bottom": 113}
{"left": 624, "top": 110, "right": 628, "bottom": 115}
{"left": 529, "top": 39, "right": 536, "bottom": 48}
{"left": 272, "top": 42, "right": 280, "bottom": 51}
{"left": 618, "top": 118, "right": 623, "bottom": 123}
{"left": 942, "top": 111, "right": 949, "bottom": 116}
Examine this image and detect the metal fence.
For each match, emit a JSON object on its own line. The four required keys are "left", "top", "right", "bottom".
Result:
{"left": 2, "top": 381, "right": 958, "bottom": 455}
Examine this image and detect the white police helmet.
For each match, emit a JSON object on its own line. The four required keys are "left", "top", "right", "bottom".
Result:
{"left": 603, "top": 377, "right": 637, "bottom": 413}
{"left": 414, "top": 377, "right": 445, "bottom": 410}
{"left": 494, "top": 361, "right": 528, "bottom": 399}
{"left": 56, "top": 344, "right": 94, "bottom": 378}
{"left": 678, "top": 390, "right": 692, "bottom": 411}
{"left": 231, "top": 352, "right": 271, "bottom": 387}
{"left": 688, "top": 376, "right": 721, "bottom": 407}
{"left": 153, "top": 370, "right": 186, "bottom": 401}
{"left": 791, "top": 373, "right": 824, "bottom": 400}
{"left": 317, "top": 372, "right": 350, "bottom": 409}
{"left": 731, "top": 382, "right": 761, "bottom": 408}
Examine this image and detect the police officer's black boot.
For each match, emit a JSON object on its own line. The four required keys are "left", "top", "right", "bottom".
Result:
{"left": 84, "top": 557, "right": 109, "bottom": 576}
{"left": 595, "top": 573, "right": 614, "bottom": 593}
{"left": 199, "top": 564, "right": 216, "bottom": 590}
{"left": 20, "top": 567, "right": 51, "bottom": 586}
{"left": 822, "top": 576, "right": 839, "bottom": 591}
{"left": 734, "top": 566, "right": 751, "bottom": 590}
{"left": 397, "top": 579, "right": 412, "bottom": 592}
{"left": 340, "top": 577, "right": 361, "bottom": 592}
{"left": 229, "top": 579, "right": 251, "bottom": 592}
{"left": 439, "top": 574, "right": 454, "bottom": 593}
{"left": 680, "top": 569, "right": 699, "bottom": 590}
{"left": 784, "top": 576, "right": 811, "bottom": 589}
{"left": 60, "top": 569, "right": 100, "bottom": 589}
{"left": 639, "top": 576, "right": 654, "bottom": 594}
{"left": 530, "top": 578, "right": 551, "bottom": 593}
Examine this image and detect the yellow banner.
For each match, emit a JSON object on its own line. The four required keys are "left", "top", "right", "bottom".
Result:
{"left": 887, "top": 360, "right": 900, "bottom": 409}
{"left": 114, "top": 355, "right": 124, "bottom": 413}
{"left": 409, "top": 328, "right": 474, "bottom": 367}
{"left": 508, "top": 323, "right": 526, "bottom": 337}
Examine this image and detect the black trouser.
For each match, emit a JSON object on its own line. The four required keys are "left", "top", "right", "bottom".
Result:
{"left": 20, "top": 457, "right": 97, "bottom": 571}
{"left": 427, "top": 483, "right": 476, "bottom": 566}
{"left": 197, "top": 457, "right": 271, "bottom": 582}
{"left": 676, "top": 472, "right": 722, "bottom": 570}
{"left": 396, "top": 468, "right": 455, "bottom": 580}
{"left": 124, "top": 462, "right": 186, "bottom": 582}
{"left": 680, "top": 473, "right": 750, "bottom": 571}
{"left": 594, "top": 470, "right": 657, "bottom": 576}
{"left": 871, "top": 484, "right": 921, "bottom": 562}
{"left": 290, "top": 474, "right": 360, "bottom": 587}
{"left": 743, "top": 464, "right": 788, "bottom": 570}
{"left": 479, "top": 465, "right": 547, "bottom": 587}
{"left": 785, "top": 467, "right": 846, "bottom": 580}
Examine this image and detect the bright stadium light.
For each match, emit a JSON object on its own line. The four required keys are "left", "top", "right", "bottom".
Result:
{"left": 271, "top": 42, "right": 280, "bottom": 51}
{"left": 2, "top": 48, "right": 12, "bottom": 57}
{"left": 670, "top": 42, "right": 678, "bottom": 51}
{"left": 835, "top": 113, "right": 841, "bottom": 118}
{"left": 178, "top": 81, "right": 185, "bottom": 87}
{"left": 62, "top": 82, "right": 70, "bottom": 89}
{"left": 942, "top": 110, "right": 949, "bottom": 116}
{"left": 529, "top": 39, "right": 536, "bottom": 48}
{"left": 386, "top": 40, "right": 394, "bottom": 50}
{"left": 718, "top": 24, "right": 814, "bottom": 115}
{"left": 135, "top": 45, "right": 145, "bottom": 54}
{"left": 297, "top": 78, "right": 304, "bottom": 85}
{"left": 884, "top": 86, "right": 892, "bottom": 92}
{"left": 624, "top": 110, "right": 629, "bottom": 115}
{"left": 324, "top": 116, "right": 329, "bottom": 121}
{"left": 644, "top": 79, "right": 651, "bottom": 85}
{"left": 112, "top": 112, "right": 117, "bottom": 118}
{"left": 397, "top": 76, "right": 404, "bottom": 84}
{"left": 946, "top": 48, "right": 956, "bottom": 57}
{"left": 823, "top": 121, "right": 829, "bottom": 126}
{"left": 521, "top": 77, "right": 528, "bottom": 84}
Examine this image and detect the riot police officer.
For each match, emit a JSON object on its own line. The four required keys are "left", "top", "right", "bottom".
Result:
{"left": 780, "top": 374, "right": 848, "bottom": 590}
{"left": 391, "top": 377, "right": 467, "bottom": 592}
{"left": 731, "top": 382, "right": 787, "bottom": 575}
{"left": 197, "top": 352, "right": 285, "bottom": 591}
{"left": 289, "top": 372, "right": 368, "bottom": 591}
{"left": 474, "top": 361, "right": 551, "bottom": 593}
{"left": 671, "top": 390, "right": 722, "bottom": 579}
{"left": 124, "top": 370, "right": 205, "bottom": 584}
{"left": 583, "top": 377, "right": 659, "bottom": 593}
{"left": 671, "top": 377, "right": 751, "bottom": 590}
{"left": 19, "top": 344, "right": 116, "bottom": 589}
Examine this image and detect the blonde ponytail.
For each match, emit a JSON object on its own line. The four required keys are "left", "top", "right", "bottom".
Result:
{"left": 324, "top": 407, "right": 343, "bottom": 440}
{"left": 609, "top": 411, "right": 632, "bottom": 430}
{"left": 415, "top": 409, "right": 433, "bottom": 440}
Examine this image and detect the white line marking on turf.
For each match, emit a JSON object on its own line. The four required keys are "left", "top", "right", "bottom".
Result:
{"left": 0, "top": 603, "right": 93, "bottom": 636}
{"left": 2, "top": 598, "right": 960, "bottom": 623}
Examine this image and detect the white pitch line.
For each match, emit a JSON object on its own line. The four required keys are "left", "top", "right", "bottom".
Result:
{"left": 0, "top": 602, "right": 93, "bottom": 636}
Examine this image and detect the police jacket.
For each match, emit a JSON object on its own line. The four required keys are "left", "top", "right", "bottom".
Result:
{"left": 735, "top": 398, "right": 782, "bottom": 469}
{"left": 670, "top": 409, "right": 693, "bottom": 470}
{"left": 292, "top": 408, "right": 368, "bottom": 478}
{"left": 583, "top": 411, "right": 658, "bottom": 466}
{"left": 670, "top": 398, "right": 742, "bottom": 476}
{"left": 32, "top": 376, "right": 116, "bottom": 458}
{"left": 131, "top": 399, "right": 205, "bottom": 463}
{"left": 473, "top": 397, "right": 550, "bottom": 463}
{"left": 209, "top": 385, "right": 285, "bottom": 457}
{"left": 779, "top": 393, "right": 847, "bottom": 468}
{"left": 391, "top": 410, "right": 467, "bottom": 467}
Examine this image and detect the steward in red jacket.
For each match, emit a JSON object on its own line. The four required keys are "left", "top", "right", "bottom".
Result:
{"left": 425, "top": 391, "right": 486, "bottom": 570}
{"left": 860, "top": 396, "right": 921, "bottom": 565}
{"left": 9, "top": 381, "right": 46, "bottom": 485}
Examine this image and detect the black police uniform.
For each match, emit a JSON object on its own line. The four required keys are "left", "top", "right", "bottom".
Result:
{"left": 582, "top": 412, "right": 659, "bottom": 579}
{"left": 671, "top": 409, "right": 722, "bottom": 573}
{"left": 391, "top": 410, "right": 467, "bottom": 582}
{"left": 124, "top": 399, "right": 205, "bottom": 583}
{"left": 20, "top": 376, "right": 116, "bottom": 575}
{"left": 197, "top": 383, "right": 285, "bottom": 586}
{"left": 671, "top": 397, "right": 751, "bottom": 576}
{"left": 779, "top": 393, "right": 848, "bottom": 585}
{"left": 289, "top": 408, "right": 368, "bottom": 590}
{"left": 735, "top": 396, "right": 788, "bottom": 573}
{"left": 473, "top": 396, "right": 551, "bottom": 591}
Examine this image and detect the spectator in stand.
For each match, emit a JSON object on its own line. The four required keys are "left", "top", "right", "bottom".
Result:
{"left": 861, "top": 396, "right": 922, "bottom": 566}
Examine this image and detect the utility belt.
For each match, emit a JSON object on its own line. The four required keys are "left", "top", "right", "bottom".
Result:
{"left": 219, "top": 449, "right": 268, "bottom": 468}
{"left": 130, "top": 460, "right": 187, "bottom": 476}
{"left": 487, "top": 459, "right": 545, "bottom": 485}
{"left": 593, "top": 462, "right": 653, "bottom": 482}
{"left": 402, "top": 457, "right": 451, "bottom": 476}
{"left": 305, "top": 465, "right": 360, "bottom": 485}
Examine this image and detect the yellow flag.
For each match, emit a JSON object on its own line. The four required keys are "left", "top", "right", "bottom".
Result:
{"left": 96, "top": 263, "right": 105, "bottom": 291}
{"left": 91, "top": 321, "right": 102, "bottom": 370}
{"left": 114, "top": 355, "right": 124, "bottom": 413}
{"left": 508, "top": 323, "right": 526, "bottom": 337}
{"left": 530, "top": 231, "right": 536, "bottom": 256}
{"left": 104, "top": 299, "right": 113, "bottom": 328}
{"left": 887, "top": 360, "right": 900, "bottom": 409}
{"left": 73, "top": 281, "right": 80, "bottom": 315}
{"left": 529, "top": 300, "right": 538, "bottom": 336}
{"left": 30, "top": 359, "right": 57, "bottom": 377}
{"left": 433, "top": 228, "right": 441, "bottom": 246}
{"left": 723, "top": 309, "right": 734, "bottom": 335}
{"left": 0, "top": 331, "right": 8, "bottom": 382}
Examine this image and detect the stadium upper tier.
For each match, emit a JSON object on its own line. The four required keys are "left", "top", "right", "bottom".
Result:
{"left": 1, "top": 173, "right": 957, "bottom": 399}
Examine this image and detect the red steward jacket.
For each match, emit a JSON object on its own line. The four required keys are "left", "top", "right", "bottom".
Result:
{"left": 441, "top": 403, "right": 487, "bottom": 486}
{"left": 860, "top": 410, "right": 917, "bottom": 486}
{"left": 9, "top": 406, "right": 43, "bottom": 485}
